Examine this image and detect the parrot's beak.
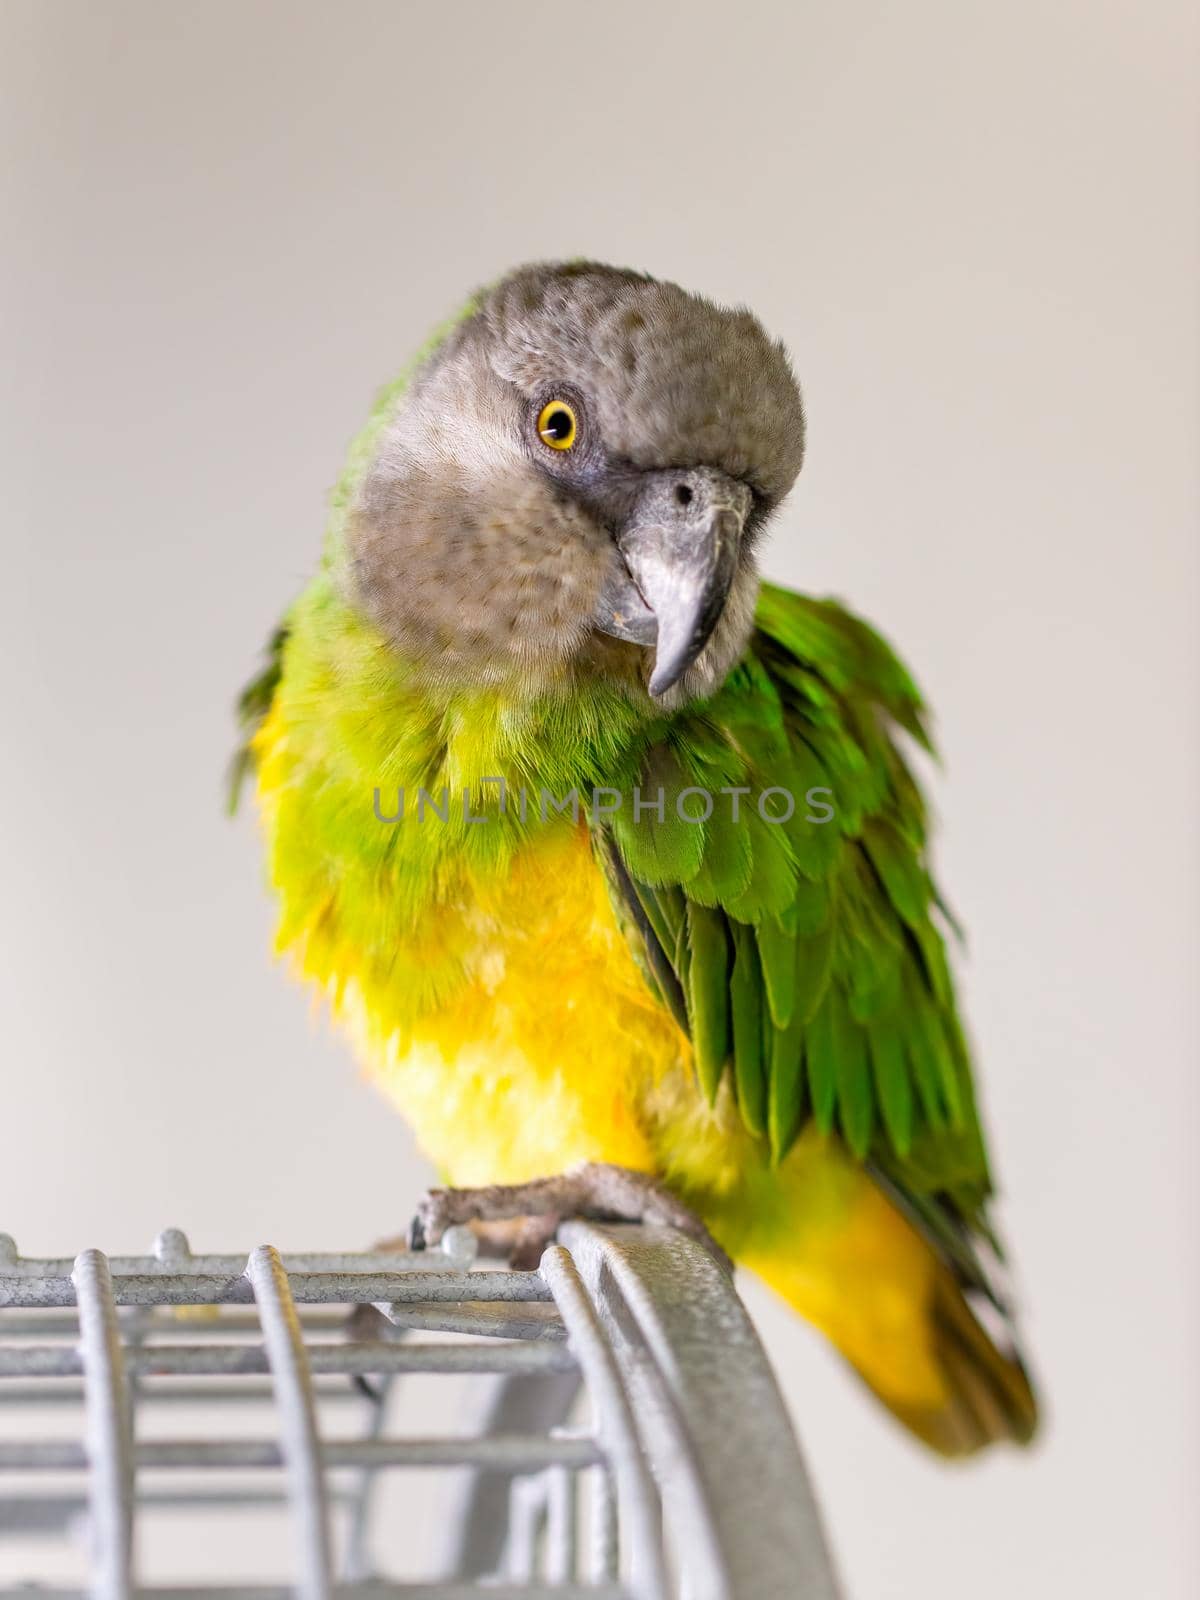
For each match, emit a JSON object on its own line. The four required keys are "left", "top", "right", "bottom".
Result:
{"left": 595, "top": 467, "right": 751, "bottom": 698}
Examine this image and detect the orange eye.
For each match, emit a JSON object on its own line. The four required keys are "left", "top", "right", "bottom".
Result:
{"left": 536, "top": 399, "right": 578, "bottom": 450}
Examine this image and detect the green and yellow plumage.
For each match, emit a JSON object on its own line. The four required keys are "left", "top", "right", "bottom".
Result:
{"left": 237, "top": 263, "right": 1037, "bottom": 1456}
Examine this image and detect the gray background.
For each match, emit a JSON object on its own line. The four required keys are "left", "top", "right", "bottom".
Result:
{"left": 2, "top": 2, "right": 1197, "bottom": 1595}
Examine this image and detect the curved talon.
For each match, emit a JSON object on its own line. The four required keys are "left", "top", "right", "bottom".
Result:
{"left": 407, "top": 1213, "right": 427, "bottom": 1252}
{"left": 509, "top": 1213, "right": 562, "bottom": 1271}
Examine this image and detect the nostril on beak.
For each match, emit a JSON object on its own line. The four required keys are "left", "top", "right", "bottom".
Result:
{"left": 674, "top": 483, "right": 694, "bottom": 508}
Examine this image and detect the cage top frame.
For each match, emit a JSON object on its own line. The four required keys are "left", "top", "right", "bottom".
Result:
{"left": 0, "top": 1221, "right": 840, "bottom": 1600}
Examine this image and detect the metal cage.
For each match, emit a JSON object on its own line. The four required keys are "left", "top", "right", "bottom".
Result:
{"left": 0, "top": 1222, "right": 839, "bottom": 1600}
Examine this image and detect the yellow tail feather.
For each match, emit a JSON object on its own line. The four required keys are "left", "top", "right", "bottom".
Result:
{"left": 744, "top": 1164, "right": 1038, "bottom": 1457}
{"left": 906, "top": 1269, "right": 1039, "bottom": 1457}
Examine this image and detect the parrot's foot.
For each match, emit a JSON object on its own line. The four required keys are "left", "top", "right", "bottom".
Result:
{"left": 409, "top": 1162, "right": 731, "bottom": 1273}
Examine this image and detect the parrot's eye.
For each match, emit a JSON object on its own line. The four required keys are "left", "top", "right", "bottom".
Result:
{"left": 536, "top": 400, "right": 578, "bottom": 451}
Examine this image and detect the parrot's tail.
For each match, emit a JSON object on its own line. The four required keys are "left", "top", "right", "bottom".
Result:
{"left": 744, "top": 1171, "right": 1039, "bottom": 1456}
{"left": 757, "top": 1245, "right": 1038, "bottom": 1456}
{"left": 885, "top": 1268, "right": 1039, "bottom": 1457}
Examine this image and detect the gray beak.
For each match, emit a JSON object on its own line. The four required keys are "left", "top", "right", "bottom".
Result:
{"left": 595, "top": 467, "right": 751, "bottom": 698}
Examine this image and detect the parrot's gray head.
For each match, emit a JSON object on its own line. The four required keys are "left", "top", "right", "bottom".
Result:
{"left": 346, "top": 261, "right": 804, "bottom": 706}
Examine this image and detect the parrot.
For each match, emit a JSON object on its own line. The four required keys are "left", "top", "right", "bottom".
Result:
{"left": 232, "top": 260, "right": 1038, "bottom": 1456}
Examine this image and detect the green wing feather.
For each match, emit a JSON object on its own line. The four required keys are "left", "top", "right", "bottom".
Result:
{"left": 598, "top": 581, "right": 1003, "bottom": 1286}
{"left": 729, "top": 921, "right": 767, "bottom": 1135}
{"left": 227, "top": 620, "right": 290, "bottom": 814}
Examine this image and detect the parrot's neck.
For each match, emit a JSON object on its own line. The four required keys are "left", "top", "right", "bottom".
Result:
{"left": 262, "top": 573, "right": 671, "bottom": 884}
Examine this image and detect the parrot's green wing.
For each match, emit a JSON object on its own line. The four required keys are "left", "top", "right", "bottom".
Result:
{"left": 227, "top": 620, "right": 290, "bottom": 814}
{"left": 599, "top": 581, "right": 1003, "bottom": 1296}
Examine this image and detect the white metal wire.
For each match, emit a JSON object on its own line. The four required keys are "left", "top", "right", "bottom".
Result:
{"left": 246, "top": 1246, "right": 335, "bottom": 1600}
{"left": 537, "top": 1247, "right": 665, "bottom": 1600}
{"left": 70, "top": 1251, "right": 134, "bottom": 1600}
{"left": 0, "top": 1223, "right": 840, "bottom": 1599}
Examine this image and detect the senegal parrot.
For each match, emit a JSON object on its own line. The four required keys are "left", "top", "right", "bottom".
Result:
{"left": 233, "top": 261, "right": 1038, "bottom": 1455}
